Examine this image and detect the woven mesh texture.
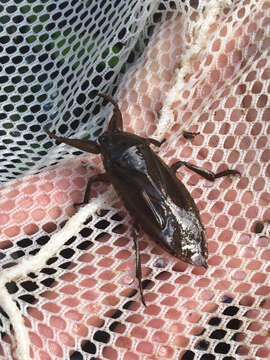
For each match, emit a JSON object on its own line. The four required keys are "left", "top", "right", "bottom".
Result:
{"left": 0, "top": 0, "right": 269, "bottom": 359}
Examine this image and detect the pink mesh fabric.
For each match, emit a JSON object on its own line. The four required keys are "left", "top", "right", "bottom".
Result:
{"left": 0, "top": 1, "right": 270, "bottom": 360}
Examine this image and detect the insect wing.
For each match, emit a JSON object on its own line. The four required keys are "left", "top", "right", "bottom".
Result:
{"left": 107, "top": 144, "right": 168, "bottom": 231}
{"left": 107, "top": 143, "right": 207, "bottom": 266}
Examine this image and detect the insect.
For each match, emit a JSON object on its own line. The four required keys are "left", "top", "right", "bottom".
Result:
{"left": 46, "top": 93, "right": 240, "bottom": 306}
{"left": 255, "top": 222, "right": 264, "bottom": 234}
{"left": 254, "top": 220, "right": 269, "bottom": 234}
{"left": 183, "top": 130, "right": 200, "bottom": 140}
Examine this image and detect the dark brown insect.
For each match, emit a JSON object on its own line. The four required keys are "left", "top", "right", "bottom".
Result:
{"left": 183, "top": 130, "right": 200, "bottom": 140}
{"left": 46, "top": 94, "right": 240, "bottom": 306}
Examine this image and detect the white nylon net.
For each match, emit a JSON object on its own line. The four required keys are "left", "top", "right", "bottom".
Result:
{"left": 0, "top": 0, "right": 269, "bottom": 359}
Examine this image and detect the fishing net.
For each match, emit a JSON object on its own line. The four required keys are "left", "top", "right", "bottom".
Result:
{"left": 0, "top": 0, "right": 269, "bottom": 359}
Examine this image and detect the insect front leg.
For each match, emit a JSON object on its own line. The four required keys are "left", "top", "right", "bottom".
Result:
{"left": 97, "top": 93, "right": 123, "bottom": 131}
{"left": 75, "top": 173, "right": 111, "bottom": 206}
{"left": 132, "top": 222, "right": 146, "bottom": 307}
{"left": 45, "top": 129, "right": 101, "bottom": 154}
{"left": 171, "top": 161, "right": 241, "bottom": 181}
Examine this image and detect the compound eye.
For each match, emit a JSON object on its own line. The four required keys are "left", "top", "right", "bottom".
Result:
{"left": 98, "top": 134, "right": 108, "bottom": 145}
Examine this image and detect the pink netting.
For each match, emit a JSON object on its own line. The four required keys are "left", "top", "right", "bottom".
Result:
{"left": 0, "top": 1, "right": 269, "bottom": 359}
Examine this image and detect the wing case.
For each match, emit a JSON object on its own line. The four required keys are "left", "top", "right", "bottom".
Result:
{"left": 102, "top": 138, "right": 207, "bottom": 267}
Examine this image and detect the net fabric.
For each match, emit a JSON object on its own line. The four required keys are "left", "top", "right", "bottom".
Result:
{"left": 0, "top": 0, "right": 269, "bottom": 359}
{"left": 0, "top": 0, "right": 161, "bottom": 182}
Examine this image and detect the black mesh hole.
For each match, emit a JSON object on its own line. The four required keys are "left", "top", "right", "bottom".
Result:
{"left": 6, "top": 281, "right": 18, "bottom": 294}
{"left": 77, "top": 240, "right": 93, "bottom": 250}
{"left": 222, "top": 306, "right": 239, "bottom": 316}
{"left": 200, "top": 355, "right": 215, "bottom": 360}
{"left": 95, "top": 219, "right": 110, "bottom": 230}
{"left": 208, "top": 317, "right": 222, "bottom": 326}
{"left": 79, "top": 227, "right": 93, "bottom": 237}
{"left": 19, "top": 294, "right": 36, "bottom": 304}
{"left": 181, "top": 350, "right": 195, "bottom": 360}
{"left": 195, "top": 340, "right": 209, "bottom": 351}
{"left": 21, "top": 280, "right": 39, "bottom": 292}
{"left": 214, "top": 342, "right": 231, "bottom": 354}
{"left": 226, "top": 319, "right": 242, "bottom": 330}
{"left": 81, "top": 340, "right": 96, "bottom": 354}
{"left": 93, "top": 330, "right": 110, "bottom": 344}
{"left": 41, "top": 278, "right": 55, "bottom": 288}
{"left": 210, "top": 329, "right": 227, "bottom": 339}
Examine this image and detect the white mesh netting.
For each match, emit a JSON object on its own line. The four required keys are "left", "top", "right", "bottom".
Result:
{"left": 0, "top": 0, "right": 269, "bottom": 359}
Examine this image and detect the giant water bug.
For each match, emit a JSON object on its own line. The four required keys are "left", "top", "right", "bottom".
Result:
{"left": 46, "top": 94, "right": 240, "bottom": 306}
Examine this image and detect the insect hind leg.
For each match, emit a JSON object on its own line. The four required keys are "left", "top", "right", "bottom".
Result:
{"left": 74, "top": 172, "right": 110, "bottom": 206}
{"left": 171, "top": 161, "right": 241, "bottom": 181}
{"left": 132, "top": 222, "right": 146, "bottom": 307}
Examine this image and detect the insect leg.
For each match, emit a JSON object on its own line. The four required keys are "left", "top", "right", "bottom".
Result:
{"left": 147, "top": 138, "right": 166, "bottom": 147}
{"left": 97, "top": 93, "right": 123, "bottom": 131}
{"left": 74, "top": 173, "right": 110, "bottom": 206}
{"left": 132, "top": 222, "right": 146, "bottom": 307}
{"left": 171, "top": 161, "right": 241, "bottom": 181}
{"left": 45, "top": 129, "right": 100, "bottom": 154}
